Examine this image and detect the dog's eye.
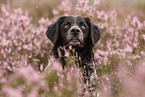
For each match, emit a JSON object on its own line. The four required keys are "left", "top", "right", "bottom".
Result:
{"left": 64, "top": 24, "right": 69, "bottom": 29}
{"left": 81, "top": 25, "right": 86, "bottom": 29}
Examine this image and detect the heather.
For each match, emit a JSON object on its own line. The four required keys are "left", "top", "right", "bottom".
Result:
{"left": 0, "top": 0, "right": 145, "bottom": 97}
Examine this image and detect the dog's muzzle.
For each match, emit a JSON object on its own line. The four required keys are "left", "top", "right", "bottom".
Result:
{"left": 67, "top": 26, "right": 83, "bottom": 46}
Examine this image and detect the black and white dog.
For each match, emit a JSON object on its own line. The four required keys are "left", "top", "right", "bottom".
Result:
{"left": 46, "top": 16, "right": 101, "bottom": 83}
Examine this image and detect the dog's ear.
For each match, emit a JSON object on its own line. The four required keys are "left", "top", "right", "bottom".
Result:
{"left": 46, "top": 22, "right": 58, "bottom": 44}
{"left": 46, "top": 16, "right": 66, "bottom": 44}
{"left": 84, "top": 17, "right": 101, "bottom": 46}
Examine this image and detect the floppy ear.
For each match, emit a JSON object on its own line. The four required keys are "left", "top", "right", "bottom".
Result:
{"left": 46, "top": 16, "right": 66, "bottom": 45}
{"left": 84, "top": 17, "right": 101, "bottom": 46}
{"left": 91, "top": 23, "right": 101, "bottom": 46}
{"left": 46, "top": 22, "right": 59, "bottom": 44}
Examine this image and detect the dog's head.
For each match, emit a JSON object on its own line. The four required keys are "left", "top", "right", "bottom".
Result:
{"left": 46, "top": 16, "right": 101, "bottom": 47}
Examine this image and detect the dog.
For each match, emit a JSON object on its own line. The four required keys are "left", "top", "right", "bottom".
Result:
{"left": 46, "top": 16, "right": 101, "bottom": 83}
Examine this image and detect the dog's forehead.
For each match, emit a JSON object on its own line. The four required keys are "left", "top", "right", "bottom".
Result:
{"left": 73, "top": 16, "right": 83, "bottom": 20}
{"left": 64, "top": 16, "right": 85, "bottom": 23}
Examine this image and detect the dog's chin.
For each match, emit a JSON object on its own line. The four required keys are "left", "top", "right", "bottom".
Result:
{"left": 68, "top": 39, "right": 81, "bottom": 46}
{"left": 69, "top": 40, "right": 80, "bottom": 46}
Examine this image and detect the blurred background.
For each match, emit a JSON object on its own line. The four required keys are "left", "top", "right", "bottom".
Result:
{"left": 0, "top": 0, "right": 145, "bottom": 21}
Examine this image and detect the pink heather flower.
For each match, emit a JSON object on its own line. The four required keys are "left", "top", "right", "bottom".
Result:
{"left": 40, "top": 64, "right": 44, "bottom": 71}
{"left": 69, "top": 45, "right": 72, "bottom": 50}
{"left": 128, "top": 28, "right": 134, "bottom": 32}
{"left": 133, "top": 43, "right": 137, "bottom": 48}
{"left": 27, "top": 87, "right": 38, "bottom": 97}
{"left": 127, "top": 60, "right": 132, "bottom": 66}
{"left": 124, "top": 44, "right": 133, "bottom": 53}
{"left": 97, "top": 11, "right": 105, "bottom": 19}
{"left": 134, "top": 31, "right": 139, "bottom": 43}
{"left": 18, "top": 47, "right": 22, "bottom": 50}
{"left": 98, "top": 59, "right": 102, "bottom": 65}
{"left": 1, "top": 49, "right": 4, "bottom": 54}
{"left": 2, "top": 38, "right": 9, "bottom": 46}
{"left": 52, "top": 10, "right": 59, "bottom": 15}
{"left": 137, "top": 21, "right": 143, "bottom": 29}
{"left": 65, "top": 51, "right": 69, "bottom": 57}
{"left": 60, "top": 83, "right": 65, "bottom": 89}
{"left": 57, "top": 72, "right": 61, "bottom": 77}
{"left": 114, "top": 41, "right": 120, "bottom": 48}
{"left": 1, "top": 5, "right": 9, "bottom": 16}
{"left": 95, "top": 74, "right": 98, "bottom": 80}
{"left": 143, "top": 35, "right": 145, "bottom": 40}
{"left": 7, "top": 66, "right": 12, "bottom": 71}
{"left": 28, "top": 54, "right": 32, "bottom": 58}
{"left": 8, "top": 48, "right": 12, "bottom": 53}
{"left": 94, "top": 0, "right": 100, "bottom": 5}
{"left": 51, "top": 61, "right": 62, "bottom": 71}
{"left": 66, "top": 73, "right": 72, "bottom": 81}
{"left": 59, "top": 0, "right": 72, "bottom": 12}
{"left": 18, "top": 65, "right": 41, "bottom": 82}
{"left": 2, "top": 86, "right": 22, "bottom": 97}
{"left": 107, "top": 41, "right": 112, "bottom": 51}
{"left": 106, "top": 77, "right": 109, "bottom": 81}
{"left": 84, "top": 91, "right": 89, "bottom": 96}
{"left": 131, "top": 16, "right": 142, "bottom": 29}
{"left": 54, "top": 86, "right": 58, "bottom": 92}
{"left": 104, "top": 14, "right": 109, "bottom": 21}
{"left": 0, "top": 18, "right": 3, "bottom": 21}
{"left": 13, "top": 8, "right": 23, "bottom": 15}
{"left": 94, "top": 53, "right": 100, "bottom": 59}
{"left": 97, "top": 50, "right": 105, "bottom": 56}
{"left": 131, "top": 16, "right": 138, "bottom": 26}
{"left": 23, "top": 45, "right": 28, "bottom": 49}
{"left": 103, "top": 57, "right": 109, "bottom": 65}
{"left": 41, "top": 53, "right": 44, "bottom": 57}
{"left": 132, "top": 55, "right": 140, "bottom": 60}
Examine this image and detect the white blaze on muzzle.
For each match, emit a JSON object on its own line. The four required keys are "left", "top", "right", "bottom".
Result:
{"left": 66, "top": 26, "right": 83, "bottom": 46}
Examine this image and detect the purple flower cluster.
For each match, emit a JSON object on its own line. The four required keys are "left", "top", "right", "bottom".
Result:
{"left": 0, "top": 0, "right": 145, "bottom": 96}
{"left": 0, "top": 5, "right": 52, "bottom": 71}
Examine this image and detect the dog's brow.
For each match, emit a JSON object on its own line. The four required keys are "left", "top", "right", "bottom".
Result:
{"left": 71, "top": 16, "right": 77, "bottom": 26}
{"left": 74, "top": 16, "right": 77, "bottom": 24}
{"left": 73, "top": 16, "right": 82, "bottom": 26}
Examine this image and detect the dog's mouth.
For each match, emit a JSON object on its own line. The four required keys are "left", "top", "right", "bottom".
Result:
{"left": 68, "top": 39, "right": 84, "bottom": 47}
{"left": 69, "top": 39, "right": 80, "bottom": 46}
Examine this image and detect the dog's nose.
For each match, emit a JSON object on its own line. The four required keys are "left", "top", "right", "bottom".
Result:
{"left": 70, "top": 28, "right": 80, "bottom": 36}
